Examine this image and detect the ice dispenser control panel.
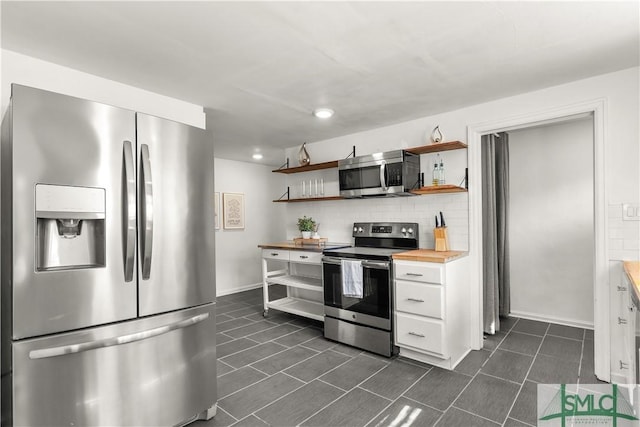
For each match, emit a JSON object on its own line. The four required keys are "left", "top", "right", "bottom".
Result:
{"left": 35, "top": 184, "right": 106, "bottom": 271}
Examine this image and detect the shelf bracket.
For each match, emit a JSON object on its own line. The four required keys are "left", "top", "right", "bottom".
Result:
{"left": 410, "top": 173, "right": 423, "bottom": 190}
{"left": 459, "top": 167, "right": 468, "bottom": 189}
{"left": 276, "top": 186, "right": 290, "bottom": 201}
{"left": 344, "top": 146, "right": 356, "bottom": 159}
{"left": 275, "top": 158, "right": 290, "bottom": 171}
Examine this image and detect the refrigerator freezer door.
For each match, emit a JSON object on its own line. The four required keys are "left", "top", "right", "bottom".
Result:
{"left": 4, "top": 85, "right": 137, "bottom": 339}
{"left": 8, "top": 303, "right": 216, "bottom": 426}
{"left": 136, "top": 114, "right": 215, "bottom": 316}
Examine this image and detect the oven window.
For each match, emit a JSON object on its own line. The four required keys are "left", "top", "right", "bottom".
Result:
{"left": 323, "top": 262, "right": 341, "bottom": 307}
{"left": 323, "top": 262, "right": 390, "bottom": 319}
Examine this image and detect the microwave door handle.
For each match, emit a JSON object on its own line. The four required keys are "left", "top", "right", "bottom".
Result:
{"left": 122, "top": 140, "right": 136, "bottom": 282}
{"left": 140, "top": 144, "right": 153, "bottom": 280}
{"left": 380, "top": 160, "right": 388, "bottom": 191}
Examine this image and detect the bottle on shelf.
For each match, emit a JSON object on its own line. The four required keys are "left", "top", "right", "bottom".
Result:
{"left": 438, "top": 157, "right": 445, "bottom": 185}
{"left": 432, "top": 161, "right": 439, "bottom": 186}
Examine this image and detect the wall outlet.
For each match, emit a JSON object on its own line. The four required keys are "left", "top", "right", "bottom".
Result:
{"left": 622, "top": 204, "right": 640, "bottom": 221}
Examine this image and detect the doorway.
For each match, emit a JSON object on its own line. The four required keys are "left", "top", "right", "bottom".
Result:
{"left": 481, "top": 116, "right": 595, "bottom": 334}
{"left": 467, "top": 99, "right": 608, "bottom": 381}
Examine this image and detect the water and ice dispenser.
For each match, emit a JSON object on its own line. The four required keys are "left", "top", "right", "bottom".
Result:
{"left": 35, "top": 184, "right": 106, "bottom": 271}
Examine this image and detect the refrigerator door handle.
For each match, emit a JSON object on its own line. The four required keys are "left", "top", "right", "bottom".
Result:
{"left": 123, "top": 140, "right": 136, "bottom": 282}
{"left": 140, "top": 144, "right": 153, "bottom": 280}
{"left": 28, "top": 313, "right": 209, "bottom": 360}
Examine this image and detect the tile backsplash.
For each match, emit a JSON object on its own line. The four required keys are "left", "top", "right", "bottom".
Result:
{"left": 285, "top": 193, "right": 469, "bottom": 250}
{"left": 608, "top": 202, "right": 640, "bottom": 261}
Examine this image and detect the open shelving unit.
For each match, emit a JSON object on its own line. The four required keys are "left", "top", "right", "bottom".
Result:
{"left": 272, "top": 141, "right": 468, "bottom": 202}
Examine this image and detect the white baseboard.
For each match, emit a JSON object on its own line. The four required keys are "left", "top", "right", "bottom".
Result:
{"left": 509, "top": 310, "right": 594, "bottom": 330}
{"left": 216, "top": 282, "right": 263, "bottom": 297}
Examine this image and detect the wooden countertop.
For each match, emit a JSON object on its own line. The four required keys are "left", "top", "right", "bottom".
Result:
{"left": 624, "top": 261, "right": 640, "bottom": 304}
{"left": 258, "top": 241, "right": 350, "bottom": 252}
{"left": 392, "top": 249, "right": 468, "bottom": 263}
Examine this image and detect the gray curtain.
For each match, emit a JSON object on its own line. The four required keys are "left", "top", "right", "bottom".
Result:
{"left": 481, "top": 132, "right": 510, "bottom": 334}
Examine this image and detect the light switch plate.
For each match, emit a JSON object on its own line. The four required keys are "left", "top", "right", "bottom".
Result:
{"left": 622, "top": 204, "right": 640, "bottom": 221}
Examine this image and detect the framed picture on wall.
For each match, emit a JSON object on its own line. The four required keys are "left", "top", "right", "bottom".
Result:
{"left": 214, "top": 192, "right": 220, "bottom": 230}
{"left": 223, "top": 192, "right": 245, "bottom": 229}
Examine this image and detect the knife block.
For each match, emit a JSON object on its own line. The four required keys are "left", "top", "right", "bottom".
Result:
{"left": 434, "top": 227, "right": 450, "bottom": 252}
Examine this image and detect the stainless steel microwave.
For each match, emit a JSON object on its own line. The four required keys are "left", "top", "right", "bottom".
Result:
{"left": 338, "top": 150, "right": 421, "bottom": 198}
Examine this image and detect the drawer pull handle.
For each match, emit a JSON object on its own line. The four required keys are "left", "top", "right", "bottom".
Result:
{"left": 620, "top": 360, "right": 629, "bottom": 370}
{"left": 270, "top": 253, "right": 279, "bottom": 256}
{"left": 618, "top": 286, "right": 628, "bottom": 292}
{"left": 618, "top": 317, "right": 628, "bottom": 325}
{"left": 407, "top": 298, "right": 425, "bottom": 302}
{"left": 406, "top": 273, "right": 423, "bottom": 277}
{"left": 408, "top": 332, "right": 425, "bottom": 338}
{"left": 299, "top": 255, "right": 309, "bottom": 259}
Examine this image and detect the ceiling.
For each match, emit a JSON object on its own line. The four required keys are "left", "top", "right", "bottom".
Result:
{"left": 2, "top": 1, "right": 638, "bottom": 166}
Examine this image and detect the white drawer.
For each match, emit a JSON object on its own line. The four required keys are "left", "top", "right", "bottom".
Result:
{"left": 395, "top": 312, "right": 445, "bottom": 356}
{"left": 262, "top": 249, "right": 290, "bottom": 261}
{"left": 289, "top": 251, "right": 323, "bottom": 265}
{"left": 395, "top": 280, "right": 444, "bottom": 319}
{"left": 394, "top": 261, "right": 444, "bottom": 284}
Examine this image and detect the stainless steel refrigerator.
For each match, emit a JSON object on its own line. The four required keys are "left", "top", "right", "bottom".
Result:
{"left": 0, "top": 84, "right": 217, "bottom": 426}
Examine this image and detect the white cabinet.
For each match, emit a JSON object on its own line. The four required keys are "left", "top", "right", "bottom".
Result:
{"left": 610, "top": 262, "right": 636, "bottom": 384}
{"left": 393, "top": 257, "right": 469, "bottom": 370}
{"left": 261, "top": 249, "right": 324, "bottom": 322}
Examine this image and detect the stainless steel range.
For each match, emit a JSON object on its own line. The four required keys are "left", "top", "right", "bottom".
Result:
{"left": 322, "top": 222, "right": 419, "bottom": 357}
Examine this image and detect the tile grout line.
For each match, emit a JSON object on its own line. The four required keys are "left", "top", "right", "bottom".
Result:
{"left": 500, "top": 322, "right": 550, "bottom": 427}
{"left": 248, "top": 348, "right": 363, "bottom": 425}
{"left": 217, "top": 299, "right": 589, "bottom": 427}
{"left": 364, "top": 367, "right": 441, "bottom": 426}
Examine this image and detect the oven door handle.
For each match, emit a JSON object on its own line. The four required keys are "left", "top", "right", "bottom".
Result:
{"left": 362, "top": 260, "right": 389, "bottom": 270}
{"left": 322, "top": 257, "right": 389, "bottom": 270}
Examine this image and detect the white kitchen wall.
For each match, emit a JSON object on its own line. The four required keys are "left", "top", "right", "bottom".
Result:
{"left": 609, "top": 204, "right": 640, "bottom": 262}
{"left": 285, "top": 194, "right": 469, "bottom": 250}
{"left": 283, "top": 67, "right": 639, "bottom": 272}
{"left": 214, "top": 158, "right": 286, "bottom": 296}
{"left": 508, "top": 118, "right": 594, "bottom": 327}
{"left": 1, "top": 49, "right": 205, "bottom": 128}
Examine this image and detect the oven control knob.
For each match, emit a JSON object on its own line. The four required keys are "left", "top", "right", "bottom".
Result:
{"left": 401, "top": 228, "right": 406, "bottom": 233}
{"left": 408, "top": 228, "right": 414, "bottom": 234}
{"left": 353, "top": 226, "right": 358, "bottom": 232}
{"left": 357, "top": 227, "right": 364, "bottom": 233}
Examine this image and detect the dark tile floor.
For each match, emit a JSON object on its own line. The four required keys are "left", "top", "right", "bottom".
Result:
{"left": 195, "top": 287, "right": 600, "bottom": 427}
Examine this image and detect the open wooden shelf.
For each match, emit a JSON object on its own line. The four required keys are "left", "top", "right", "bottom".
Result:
{"left": 272, "top": 160, "right": 339, "bottom": 174}
{"left": 406, "top": 140, "right": 467, "bottom": 155}
{"left": 272, "top": 141, "right": 468, "bottom": 202}
{"left": 410, "top": 185, "right": 467, "bottom": 195}
{"left": 273, "top": 196, "right": 344, "bottom": 203}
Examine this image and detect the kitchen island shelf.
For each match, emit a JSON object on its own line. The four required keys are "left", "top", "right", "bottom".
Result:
{"left": 266, "top": 274, "right": 322, "bottom": 291}
{"left": 266, "top": 297, "right": 324, "bottom": 322}
{"left": 260, "top": 247, "right": 326, "bottom": 322}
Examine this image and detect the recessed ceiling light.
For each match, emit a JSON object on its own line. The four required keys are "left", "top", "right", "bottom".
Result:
{"left": 252, "top": 153, "right": 263, "bottom": 160}
{"left": 313, "top": 108, "right": 334, "bottom": 119}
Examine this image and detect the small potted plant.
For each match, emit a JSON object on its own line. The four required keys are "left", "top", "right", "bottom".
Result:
{"left": 297, "top": 216, "right": 316, "bottom": 239}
